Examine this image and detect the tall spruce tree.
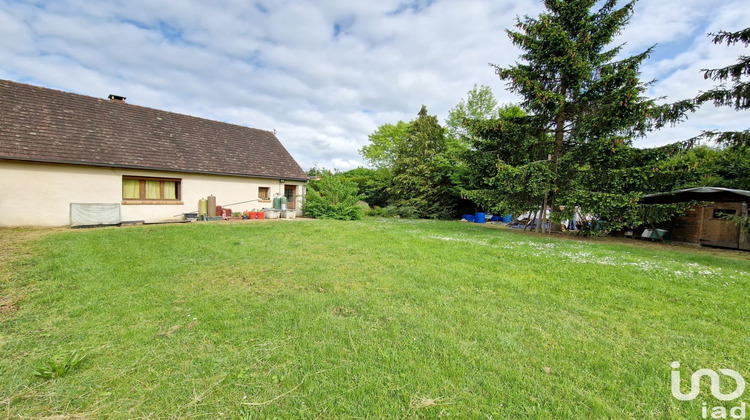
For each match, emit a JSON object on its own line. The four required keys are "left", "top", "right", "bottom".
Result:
{"left": 491, "top": 0, "right": 689, "bottom": 230}
{"left": 695, "top": 27, "right": 750, "bottom": 147}
{"left": 390, "top": 106, "right": 458, "bottom": 219}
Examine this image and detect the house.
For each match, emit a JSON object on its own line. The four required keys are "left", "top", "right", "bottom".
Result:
{"left": 0, "top": 79, "right": 309, "bottom": 227}
{"left": 640, "top": 187, "right": 750, "bottom": 250}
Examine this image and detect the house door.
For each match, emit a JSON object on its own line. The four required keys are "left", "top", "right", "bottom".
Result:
{"left": 284, "top": 185, "right": 297, "bottom": 209}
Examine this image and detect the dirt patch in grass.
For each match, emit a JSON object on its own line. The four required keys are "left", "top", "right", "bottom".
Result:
{"left": 0, "top": 227, "right": 66, "bottom": 320}
{"left": 409, "top": 394, "right": 453, "bottom": 410}
{"left": 0, "top": 297, "right": 19, "bottom": 315}
{"left": 0, "top": 227, "right": 64, "bottom": 266}
{"left": 331, "top": 306, "right": 357, "bottom": 317}
{"left": 183, "top": 264, "right": 304, "bottom": 298}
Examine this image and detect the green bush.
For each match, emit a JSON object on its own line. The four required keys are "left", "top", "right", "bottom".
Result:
{"left": 303, "top": 177, "right": 363, "bottom": 220}
{"left": 386, "top": 205, "right": 419, "bottom": 219}
{"left": 365, "top": 205, "right": 419, "bottom": 219}
{"left": 365, "top": 206, "right": 389, "bottom": 217}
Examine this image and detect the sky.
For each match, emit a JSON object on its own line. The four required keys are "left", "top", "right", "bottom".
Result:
{"left": 1, "top": 0, "right": 748, "bottom": 171}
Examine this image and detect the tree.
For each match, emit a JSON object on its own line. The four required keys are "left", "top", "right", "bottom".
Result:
{"left": 390, "top": 106, "right": 459, "bottom": 219}
{"left": 359, "top": 121, "right": 410, "bottom": 169}
{"left": 444, "top": 84, "right": 500, "bottom": 140}
{"left": 336, "top": 167, "right": 393, "bottom": 207}
{"left": 306, "top": 166, "right": 334, "bottom": 178}
{"left": 488, "top": 0, "right": 691, "bottom": 231}
{"left": 710, "top": 146, "right": 750, "bottom": 189}
{"left": 563, "top": 140, "right": 698, "bottom": 231}
{"left": 460, "top": 105, "right": 551, "bottom": 217}
{"left": 656, "top": 145, "right": 750, "bottom": 191}
{"left": 695, "top": 27, "right": 750, "bottom": 147}
{"left": 303, "top": 176, "right": 363, "bottom": 220}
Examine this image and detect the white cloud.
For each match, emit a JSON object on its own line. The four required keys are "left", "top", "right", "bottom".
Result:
{"left": 620, "top": 0, "right": 706, "bottom": 53}
{"left": 631, "top": 0, "right": 750, "bottom": 148}
{"left": 1, "top": 0, "right": 748, "bottom": 170}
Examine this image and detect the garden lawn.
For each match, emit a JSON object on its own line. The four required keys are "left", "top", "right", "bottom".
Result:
{"left": 0, "top": 219, "right": 749, "bottom": 418}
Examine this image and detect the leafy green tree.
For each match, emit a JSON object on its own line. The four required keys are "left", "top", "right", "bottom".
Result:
{"left": 558, "top": 141, "right": 750, "bottom": 232}
{"left": 564, "top": 140, "right": 699, "bottom": 231}
{"left": 440, "top": 85, "right": 507, "bottom": 215}
{"left": 359, "top": 121, "right": 410, "bottom": 169}
{"left": 306, "top": 166, "right": 333, "bottom": 178}
{"left": 710, "top": 146, "right": 750, "bottom": 189}
{"left": 303, "top": 176, "right": 363, "bottom": 220}
{"left": 390, "top": 106, "right": 459, "bottom": 219}
{"left": 445, "top": 84, "right": 500, "bottom": 140}
{"left": 695, "top": 27, "right": 750, "bottom": 147}
{"left": 658, "top": 145, "right": 750, "bottom": 190}
{"left": 460, "top": 105, "right": 552, "bottom": 217}
{"left": 336, "top": 167, "right": 393, "bottom": 207}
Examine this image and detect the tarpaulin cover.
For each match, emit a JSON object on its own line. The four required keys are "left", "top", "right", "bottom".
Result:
{"left": 70, "top": 203, "right": 121, "bottom": 226}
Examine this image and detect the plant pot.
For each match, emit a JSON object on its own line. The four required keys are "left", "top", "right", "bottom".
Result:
{"left": 265, "top": 210, "right": 280, "bottom": 219}
{"left": 257, "top": 211, "right": 265, "bottom": 220}
{"left": 248, "top": 211, "right": 257, "bottom": 219}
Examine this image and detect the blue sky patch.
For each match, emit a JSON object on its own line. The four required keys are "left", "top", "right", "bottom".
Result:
{"left": 388, "top": 0, "right": 438, "bottom": 16}
{"left": 332, "top": 16, "right": 355, "bottom": 39}
{"left": 254, "top": 2, "right": 268, "bottom": 14}
{"left": 157, "top": 21, "right": 183, "bottom": 42}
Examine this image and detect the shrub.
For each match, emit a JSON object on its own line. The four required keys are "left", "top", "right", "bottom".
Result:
{"left": 365, "top": 205, "right": 419, "bottom": 219}
{"left": 303, "top": 177, "right": 363, "bottom": 220}
{"left": 365, "top": 206, "right": 389, "bottom": 217}
{"left": 386, "top": 205, "right": 419, "bottom": 219}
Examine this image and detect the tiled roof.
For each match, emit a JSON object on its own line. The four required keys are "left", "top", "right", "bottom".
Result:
{"left": 0, "top": 79, "right": 308, "bottom": 180}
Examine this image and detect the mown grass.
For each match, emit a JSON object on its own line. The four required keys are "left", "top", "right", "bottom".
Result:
{"left": 0, "top": 219, "right": 748, "bottom": 418}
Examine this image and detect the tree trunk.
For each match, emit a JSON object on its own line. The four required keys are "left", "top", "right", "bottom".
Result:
{"left": 548, "top": 89, "right": 567, "bottom": 229}
{"left": 536, "top": 196, "right": 547, "bottom": 233}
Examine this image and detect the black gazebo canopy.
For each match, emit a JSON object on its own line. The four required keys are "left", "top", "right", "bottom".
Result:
{"left": 640, "top": 187, "right": 750, "bottom": 204}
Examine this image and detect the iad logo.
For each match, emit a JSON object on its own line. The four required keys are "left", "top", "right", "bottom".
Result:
{"left": 671, "top": 361, "right": 746, "bottom": 401}
{"left": 671, "top": 361, "right": 746, "bottom": 419}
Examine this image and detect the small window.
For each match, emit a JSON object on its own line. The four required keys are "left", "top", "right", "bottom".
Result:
{"left": 258, "top": 187, "right": 270, "bottom": 200}
{"left": 123, "top": 176, "right": 181, "bottom": 204}
{"left": 713, "top": 208, "right": 736, "bottom": 219}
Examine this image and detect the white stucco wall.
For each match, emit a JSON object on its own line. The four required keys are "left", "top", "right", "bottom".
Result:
{"left": 0, "top": 161, "right": 306, "bottom": 227}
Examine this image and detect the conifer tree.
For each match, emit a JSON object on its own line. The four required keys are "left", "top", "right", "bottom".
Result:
{"left": 695, "top": 27, "right": 750, "bottom": 147}
{"left": 490, "top": 0, "right": 691, "bottom": 230}
{"left": 390, "top": 106, "right": 458, "bottom": 219}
